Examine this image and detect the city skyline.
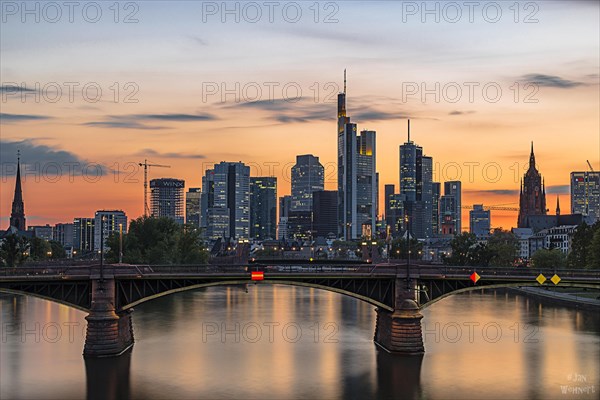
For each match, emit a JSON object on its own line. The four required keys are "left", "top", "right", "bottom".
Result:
{"left": 1, "top": 1, "right": 599, "bottom": 231}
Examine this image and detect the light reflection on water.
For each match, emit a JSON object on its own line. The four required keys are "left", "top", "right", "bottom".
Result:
{"left": 1, "top": 286, "right": 598, "bottom": 400}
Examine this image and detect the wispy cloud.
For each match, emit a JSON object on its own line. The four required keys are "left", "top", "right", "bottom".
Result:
{"left": 0, "top": 139, "right": 110, "bottom": 177}
{"left": 464, "top": 189, "right": 519, "bottom": 196}
{"left": 449, "top": 110, "right": 476, "bottom": 116}
{"left": 135, "top": 148, "right": 206, "bottom": 159}
{"left": 546, "top": 185, "right": 569, "bottom": 194}
{"left": 83, "top": 112, "right": 217, "bottom": 130}
{"left": 1, "top": 113, "right": 51, "bottom": 122}
{"left": 0, "top": 85, "right": 37, "bottom": 93}
{"left": 521, "top": 74, "right": 584, "bottom": 88}
{"left": 189, "top": 35, "right": 208, "bottom": 46}
{"left": 83, "top": 120, "right": 167, "bottom": 130}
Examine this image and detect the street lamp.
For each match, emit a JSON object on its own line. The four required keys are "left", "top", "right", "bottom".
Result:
{"left": 119, "top": 223, "right": 123, "bottom": 264}
{"left": 100, "top": 216, "right": 106, "bottom": 281}
{"left": 405, "top": 214, "right": 411, "bottom": 289}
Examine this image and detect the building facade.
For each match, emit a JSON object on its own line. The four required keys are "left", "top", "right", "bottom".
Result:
{"left": 312, "top": 190, "right": 338, "bottom": 238}
{"left": 571, "top": 171, "right": 600, "bottom": 223}
{"left": 186, "top": 188, "right": 201, "bottom": 227}
{"left": 469, "top": 204, "right": 490, "bottom": 238}
{"left": 94, "top": 210, "right": 127, "bottom": 251}
{"left": 73, "top": 217, "right": 95, "bottom": 252}
{"left": 53, "top": 223, "right": 74, "bottom": 247}
{"left": 443, "top": 181, "right": 462, "bottom": 235}
{"left": 291, "top": 155, "right": 324, "bottom": 212}
{"left": 250, "top": 177, "right": 277, "bottom": 240}
{"left": 202, "top": 162, "right": 250, "bottom": 240}
{"left": 150, "top": 178, "right": 185, "bottom": 224}
{"left": 337, "top": 71, "right": 377, "bottom": 239}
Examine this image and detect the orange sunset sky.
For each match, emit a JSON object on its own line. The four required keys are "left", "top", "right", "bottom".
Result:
{"left": 1, "top": 1, "right": 599, "bottom": 231}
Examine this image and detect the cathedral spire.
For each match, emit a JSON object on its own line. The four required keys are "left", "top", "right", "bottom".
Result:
{"left": 556, "top": 195, "right": 561, "bottom": 215}
{"left": 9, "top": 151, "right": 26, "bottom": 231}
{"left": 529, "top": 141, "right": 536, "bottom": 169}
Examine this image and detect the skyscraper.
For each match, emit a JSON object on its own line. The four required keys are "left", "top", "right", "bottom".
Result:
{"left": 518, "top": 142, "right": 546, "bottom": 228}
{"left": 444, "top": 180, "right": 462, "bottom": 234}
{"left": 291, "top": 155, "right": 324, "bottom": 212}
{"left": 337, "top": 71, "right": 377, "bottom": 239}
{"left": 278, "top": 195, "right": 292, "bottom": 240}
{"left": 53, "top": 223, "right": 74, "bottom": 247}
{"left": 432, "top": 182, "right": 441, "bottom": 235}
{"left": 9, "top": 153, "right": 26, "bottom": 231}
{"left": 440, "top": 196, "right": 456, "bottom": 235}
{"left": 94, "top": 210, "right": 127, "bottom": 251}
{"left": 384, "top": 184, "right": 395, "bottom": 229}
{"left": 73, "top": 217, "right": 95, "bottom": 252}
{"left": 312, "top": 190, "right": 338, "bottom": 238}
{"left": 399, "top": 121, "right": 434, "bottom": 238}
{"left": 469, "top": 205, "right": 490, "bottom": 238}
{"left": 250, "top": 177, "right": 277, "bottom": 240}
{"left": 571, "top": 171, "right": 600, "bottom": 222}
{"left": 203, "top": 162, "right": 250, "bottom": 240}
{"left": 150, "top": 178, "right": 185, "bottom": 224}
{"left": 186, "top": 188, "right": 201, "bottom": 227}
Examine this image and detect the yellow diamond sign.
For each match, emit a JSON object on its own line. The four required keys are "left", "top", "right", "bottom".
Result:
{"left": 536, "top": 274, "right": 547, "bottom": 284}
{"left": 551, "top": 274, "right": 561, "bottom": 285}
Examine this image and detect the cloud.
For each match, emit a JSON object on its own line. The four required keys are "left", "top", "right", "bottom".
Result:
{"left": 83, "top": 120, "right": 167, "bottom": 130}
{"left": 0, "top": 139, "right": 110, "bottom": 177}
{"left": 189, "top": 35, "right": 208, "bottom": 46}
{"left": 0, "top": 85, "right": 37, "bottom": 93}
{"left": 449, "top": 110, "right": 476, "bottom": 116}
{"left": 83, "top": 112, "right": 217, "bottom": 130}
{"left": 135, "top": 148, "right": 206, "bottom": 159}
{"left": 1, "top": 113, "right": 51, "bottom": 122}
{"left": 546, "top": 185, "right": 569, "bottom": 194}
{"left": 228, "top": 97, "right": 408, "bottom": 124}
{"left": 521, "top": 74, "right": 583, "bottom": 88}
{"left": 353, "top": 109, "right": 405, "bottom": 121}
{"left": 136, "top": 113, "right": 216, "bottom": 121}
{"left": 464, "top": 189, "right": 519, "bottom": 196}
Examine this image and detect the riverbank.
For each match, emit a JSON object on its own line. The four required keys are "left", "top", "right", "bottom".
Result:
{"left": 507, "top": 287, "right": 600, "bottom": 311}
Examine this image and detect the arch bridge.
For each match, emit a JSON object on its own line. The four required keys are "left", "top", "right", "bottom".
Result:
{"left": 1, "top": 263, "right": 598, "bottom": 357}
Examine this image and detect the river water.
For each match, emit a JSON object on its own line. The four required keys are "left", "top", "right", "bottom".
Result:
{"left": 1, "top": 285, "right": 598, "bottom": 399}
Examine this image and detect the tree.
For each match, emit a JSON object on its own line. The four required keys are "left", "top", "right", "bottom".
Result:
{"left": 487, "top": 228, "right": 518, "bottom": 267}
{"left": 531, "top": 248, "right": 567, "bottom": 269}
{"left": 49, "top": 241, "right": 66, "bottom": 259}
{"left": 29, "top": 236, "right": 52, "bottom": 261}
{"left": 443, "top": 232, "right": 478, "bottom": 266}
{"left": 0, "top": 234, "right": 30, "bottom": 268}
{"left": 105, "top": 217, "right": 209, "bottom": 264}
{"left": 567, "top": 222, "right": 594, "bottom": 268}
{"left": 586, "top": 227, "right": 600, "bottom": 269}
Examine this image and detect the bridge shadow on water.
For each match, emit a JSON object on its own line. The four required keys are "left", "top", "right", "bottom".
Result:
{"left": 83, "top": 346, "right": 424, "bottom": 400}
{"left": 85, "top": 350, "right": 132, "bottom": 400}
{"left": 375, "top": 351, "right": 423, "bottom": 400}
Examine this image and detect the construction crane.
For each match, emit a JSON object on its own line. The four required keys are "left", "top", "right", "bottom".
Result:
{"left": 138, "top": 160, "right": 170, "bottom": 217}
{"left": 461, "top": 204, "right": 519, "bottom": 211}
{"left": 587, "top": 160, "right": 595, "bottom": 172}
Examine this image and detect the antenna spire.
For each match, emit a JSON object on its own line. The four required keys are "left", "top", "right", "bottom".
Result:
{"left": 408, "top": 119, "right": 411, "bottom": 142}
{"left": 343, "top": 68, "right": 346, "bottom": 94}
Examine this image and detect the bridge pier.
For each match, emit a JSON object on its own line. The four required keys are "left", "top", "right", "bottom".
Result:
{"left": 84, "top": 278, "right": 134, "bottom": 357}
{"left": 374, "top": 278, "right": 424, "bottom": 355}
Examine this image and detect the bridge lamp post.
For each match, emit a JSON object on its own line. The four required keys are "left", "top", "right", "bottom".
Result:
{"left": 405, "top": 214, "right": 411, "bottom": 289}
{"left": 100, "top": 216, "right": 106, "bottom": 282}
{"left": 119, "top": 223, "right": 123, "bottom": 264}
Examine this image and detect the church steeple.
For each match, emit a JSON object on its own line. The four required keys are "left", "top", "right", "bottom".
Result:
{"left": 9, "top": 151, "right": 26, "bottom": 231}
{"left": 529, "top": 141, "right": 536, "bottom": 169}
{"left": 556, "top": 195, "right": 561, "bottom": 215}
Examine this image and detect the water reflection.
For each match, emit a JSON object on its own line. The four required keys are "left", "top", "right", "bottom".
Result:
{"left": 1, "top": 286, "right": 599, "bottom": 400}
{"left": 85, "top": 351, "right": 131, "bottom": 400}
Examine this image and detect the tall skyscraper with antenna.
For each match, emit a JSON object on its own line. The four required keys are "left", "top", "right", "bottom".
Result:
{"left": 337, "top": 71, "right": 377, "bottom": 239}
